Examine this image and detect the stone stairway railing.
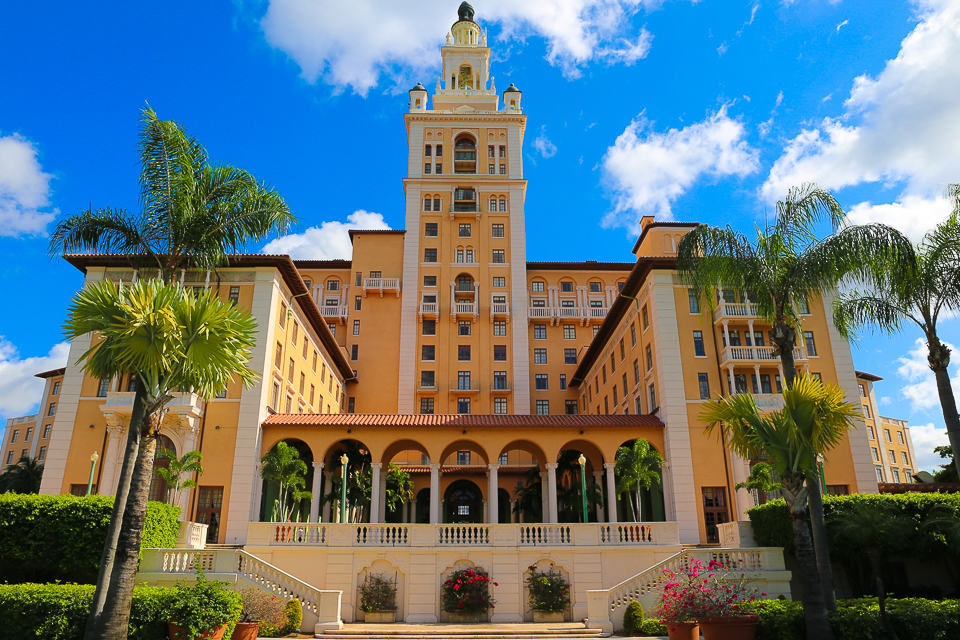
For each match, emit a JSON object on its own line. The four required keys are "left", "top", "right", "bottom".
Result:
{"left": 139, "top": 548, "right": 343, "bottom": 632}
{"left": 585, "top": 547, "right": 790, "bottom": 634}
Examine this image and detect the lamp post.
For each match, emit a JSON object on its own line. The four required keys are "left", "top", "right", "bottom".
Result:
{"left": 86, "top": 451, "right": 99, "bottom": 495}
{"left": 578, "top": 454, "right": 588, "bottom": 523}
{"left": 339, "top": 453, "right": 349, "bottom": 524}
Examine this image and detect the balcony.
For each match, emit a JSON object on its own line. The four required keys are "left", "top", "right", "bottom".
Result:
{"left": 714, "top": 302, "right": 760, "bottom": 322}
{"left": 417, "top": 382, "right": 438, "bottom": 393}
{"left": 451, "top": 381, "right": 480, "bottom": 394}
{"left": 492, "top": 381, "right": 511, "bottom": 392}
{"left": 526, "top": 306, "right": 609, "bottom": 326}
{"left": 719, "top": 345, "right": 806, "bottom": 366}
{"left": 754, "top": 394, "right": 786, "bottom": 410}
{"left": 490, "top": 301, "right": 510, "bottom": 319}
{"left": 362, "top": 277, "right": 400, "bottom": 297}
{"left": 451, "top": 302, "right": 477, "bottom": 318}
{"left": 320, "top": 305, "right": 348, "bottom": 324}
{"left": 418, "top": 301, "right": 439, "bottom": 319}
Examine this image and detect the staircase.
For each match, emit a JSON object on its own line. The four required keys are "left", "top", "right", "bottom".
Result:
{"left": 320, "top": 623, "right": 607, "bottom": 639}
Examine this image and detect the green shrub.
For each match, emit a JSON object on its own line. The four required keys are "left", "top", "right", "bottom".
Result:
{"left": 742, "top": 597, "right": 960, "bottom": 640}
{"left": 526, "top": 565, "right": 571, "bottom": 613}
{"left": 0, "top": 494, "right": 180, "bottom": 584}
{"left": 284, "top": 598, "right": 303, "bottom": 632}
{"left": 623, "top": 600, "right": 645, "bottom": 634}
{"left": 0, "top": 582, "right": 177, "bottom": 640}
{"left": 638, "top": 617, "right": 667, "bottom": 636}
{"left": 167, "top": 574, "right": 242, "bottom": 639}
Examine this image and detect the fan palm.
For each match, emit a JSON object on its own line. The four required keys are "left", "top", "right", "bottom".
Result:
{"left": 50, "top": 105, "right": 293, "bottom": 640}
{"left": 154, "top": 449, "right": 204, "bottom": 506}
{"left": 833, "top": 203, "right": 960, "bottom": 479}
{"left": 64, "top": 278, "right": 258, "bottom": 639}
{"left": 260, "top": 442, "right": 312, "bottom": 523}
{"left": 614, "top": 439, "right": 664, "bottom": 522}
{"left": 701, "top": 374, "right": 860, "bottom": 640}
{"left": 676, "top": 183, "right": 896, "bottom": 607}
{"left": 0, "top": 455, "right": 44, "bottom": 493}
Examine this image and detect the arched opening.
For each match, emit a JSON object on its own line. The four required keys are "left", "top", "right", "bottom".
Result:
{"left": 323, "top": 439, "right": 372, "bottom": 523}
{"left": 444, "top": 479, "right": 483, "bottom": 523}
{"left": 555, "top": 441, "right": 605, "bottom": 523}
{"left": 415, "top": 488, "right": 431, "bottom": 524}
{"left": 454, "top": 134, "right": 477, "bottom": 174}
{"left": 497, "top": 488, "right": 511, "bottom": 525}
{"left": 455, "top": 274, "right": 475, "bottom": 293}
{"left": 149, "top": 435, "right": 177, "bottom": 503}
{"left": 382, "top": 439, "right": 430, "bottom": 523}
{"left": 458, "top": 64, "right": 473, "bottom": 90}
{"left": 498, "top": 440, "right": 547, "bottom": 523}
{"left": 614, "top": 438, "right": 666, "bottom": 522}
{"left": 259, "top": 438, "right": 314, "bottom": 522}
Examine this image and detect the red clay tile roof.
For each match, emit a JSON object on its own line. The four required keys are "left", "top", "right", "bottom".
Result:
{"left": 35, "top": 367, "right": 66, "bottom": 379}
{"left": 526, "top": 261, "right": 634, "bottom": 271}
{"left": 263, "top": 413, "right": 663, "bottom": 428}
{"left": 631, "top": 221, "right": 699, "bottom": 255}
{"left": 855, "top": 370, "right": 883, "bottom": 382}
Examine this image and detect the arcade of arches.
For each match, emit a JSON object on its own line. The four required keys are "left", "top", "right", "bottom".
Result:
{"left": 258, "top": 414, "right": 667, "bottom": 525}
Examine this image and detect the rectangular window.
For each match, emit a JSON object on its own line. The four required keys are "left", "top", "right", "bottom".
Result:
{"left": 536, "top": 399, "right": 550, "bottom": 415}
{"left": 645, "top": 345, "right": 653, "bottom": 371}
{"left": 804, "top": 331, "right": 817, "bottom": 356}
{"left": 424, "top": 248, "right": 438, "bottom": 262}
{"left": 492, "top": 249, "right": 505, "bottom": 263}
{"left": 492, "top": 223, "right": 505, "bottom": 238}
{"left": 864, "top": 405, "right": 872, "bottom": 418}
{"left": 493, "top": 371, "right": 508, "bottom": 390}
{"left": 535, "top": 374, "right": 549, "bottom": 390}
{"left": 633, "top": 359, "right": 640, "bottom": 384}
{"left": 492, "top": 276, "right": 506, "bottom": 288}
{"left": 298, "top": 372, "right": 305, "bottom": 395}
{"left": 698, "top": 373, "right": 710, "bottom": 400}
{"left": 534, "top": 324, "right": 547, "bottom": 340}
{"left": 457, "top": 397, "right": 471, "bottom": 414}
{"left": 458, "top": 345, "right": 471, "bottom": 361}
{"left": 560, "top": 374, "right": 567, "bottom": 390}
{"left": 423, "top": 275, "right": 437, "bottom": 287}
{"left": 97, "top": 378, "right": 110, "bottom": 397}
{"left": 423, "top": 320, "right": 436, "bottom": 336}
{"left": 859, "top": 383, "right": 866, "bottom": 397}
{"left": 350, "top": 345, "right": 358, "bottom": 361}
{"left": 435, "top": 163, "right": 443, "bottom": 174}
{"left": 37, "top": 445, "right": 46, "bottom": 461}
{"left": 867, "top": 425, "right": 875, "bottom": 439}
{"left": 903, "top": 451, "right": 910, "bottom": 465}
{"left": 25, "top": 427, "right": 32, "bottom": 442}
{"left": 42, "top": 425, "right": 51, "bottom": 439}
{"left": 425, "top": 145, "right": 432, "bottom": 157}
{"left": 888, "top": 449, "right": 896, "bottom": 464}
{"left": 701, "top": 487, "right": 729, "bottom": 544}
{"left": 564, "top": 348, "right": 577, "bottom": 365}
{"left": 488, "top": 145, "right": 495, "bottom": 158}
{"left": 641, "top": 305, "right": 649, "bottom": 329}
{"left": 884, "top": 428, "right": 891, "bottom": 442}
{"left": 560, "top": 281, "right": 573, "bottom": 293}
{"left": 459, "top": 321, "right": 472, "bottom": 336}
{"left": 796, "top": 295, "right": 810, "bottom": 315}
{"left": 610, "top": 353, "right": 616, "bottom": 372}
{"left": 279, "top": 303, "right": 287, "bottom": 327}
{"left": 872, "top": 447, "right": 879, "bottom": 461}
{"left": 499, "top": 145, "right": 506, "bottom": 157}
{"left": 493, "top": 397, "right": 508, "bottom": 414}
{"left": 648, "top": 383, "right": 657, "bottom": 411}
{"left": 875, "top": 465, "right": 885, "bottom": 482}
{"left": 499, "top": 164, "right": 506, "bottom": 175}
{"left": 459, "top": 223, "right": 471, "bottom": 237}
{"left": 435, "top": 145, "right": 442, "bottom": 157}
{"left": 353, "top": 320, "right": 360, "bottom": 336}
{"left": 420, "top": 370, "right": 435, "bottom": 388}
{"left": 630, "top": 324, "right": 637, "bottom": 346}
{"left": 565, "top": 400, "right": 578, "bottom": 415}
{"left": 622, "top": 373, "right": 628, "bottom": 397}
{"left": 688, "top": 289, "right": 700, "bottom": 313}
{"left": 433, "top": 197, "right": 441, "bottom": 211}
{"left": 423, "top": 196, "right": 432, "bottom": 211}
{"left": 493, "top": 321, "right": 507, "bottom": 336}
{"left": 493, "top": 345, "right": 507, "bottom": 361}
{"left": 489, "top": 164, "right": 495, "bottom": 175}
{"left": 424, "top": 163, "right": 431, "bottom": 174}
{"left": 424, "top": 222, "right": 438, "bottom": 236}
{"left": 326, "top": 280, "right": 339, "bottom": 291}
{"left": 898, "top": 431, "right": 905, "bottom": 444}
{"left": 421, "top": 345, "right": 435, "bottom": 361}
{"left": 458, "top": 371, "right": 472, "bottom": 390}
{"left": 693, "top": 331, "right": 706, "bottom": 357}
{"left": 534, "top": 348, "right": 547, "bottom": 364}
{"left": 416, "top": 397, "right": 433, "bottom": 414}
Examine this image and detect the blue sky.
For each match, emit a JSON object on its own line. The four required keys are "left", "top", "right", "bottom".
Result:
{"left": 1, "top": 0, "right": 958, "bottom": 472}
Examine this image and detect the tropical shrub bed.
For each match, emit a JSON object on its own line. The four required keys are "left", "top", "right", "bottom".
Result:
{"left": 0, "top": 494, "right": 180, "bottom": 583}
{"left": 526, "top": 565, "right": 570, "bottom": 613}
{"left": 742, "top": 597, "right": 960, "bottom": 640}
{"left": 441, "top": 567, "right": 496, "bottom": 615}
{"left": 359, "top": 573, "right": 398, "bottom": 613}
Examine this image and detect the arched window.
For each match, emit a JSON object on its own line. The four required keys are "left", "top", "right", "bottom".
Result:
{"left": 499, "top": 198, "right": 507, "bottom": 211}
{"left": 458, "top": 64, "right": 473, "bottom": 90}
{"left": 456, "top": 275, "right": 474, "bottom": 292}
{"left": 489, "top": 197, "right": 497, "bottom": 212}
{"left": 454, "top": 134, "right": 477, "bottom": 174}
{"left": 326, "top": 278, "right": 340, "bottom": 291}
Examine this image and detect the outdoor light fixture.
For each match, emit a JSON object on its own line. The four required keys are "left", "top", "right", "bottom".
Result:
{"left": 87, "top": 451, "right": 99, "bottom": 496}
{"left": 339, "top": 454, "right": 349, "bottom": 524}
{"left": 578, "top": 454, "right": 588, "bottom": 523}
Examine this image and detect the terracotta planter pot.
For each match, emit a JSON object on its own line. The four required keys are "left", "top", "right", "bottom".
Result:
{"left": 229, "top": 621, "right": 262, "bottom": 640}
{"left": 699, "top": 616, "right": 758, "bottom": 640}
{"left": 666, "top": 621, "right": 700, "bottom": 640}
{"left": 364, "top": 611, "right": 397, "bottom": 623}
{"left": 532, "top": 610, "right": 565, "bottom": 623}
{"left": 168, "top": 622, "right": 229, "bottom": 640}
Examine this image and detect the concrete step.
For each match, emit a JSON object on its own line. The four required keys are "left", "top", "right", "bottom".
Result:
{"left": 319, "top": 623, "right": 607, "bottom": 638}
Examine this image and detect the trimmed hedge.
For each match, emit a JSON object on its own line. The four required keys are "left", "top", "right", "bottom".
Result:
{"left": 622, "top": 600, "right": 644, "bottom": 635}
{"left": 0, "top": 583, "right": 178, "bottom": 640}
{"left": 747, "top": 492, "right": 960, "bottom": 556}
{"left": 0, "top": 494, "right": 180, "bottom": 583}
{"left": 743, "top": 597, "right": 960, "bottom": 640}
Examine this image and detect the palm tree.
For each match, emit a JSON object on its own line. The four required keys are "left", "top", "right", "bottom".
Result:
{"left": 64, "top": 279, "right": 258, "bottom": 639}
{"left": 614, "top": 439, "right": 664, "bottom": 522}
{"left": 833, "top": 206, "right": 960, "bottom": 480}
{"left": 50, "top": 105, "right": 294, "bottom": 640}
{"left": 512, "top": 468, "right": 543, "bottom": 523}
{"left": 701, "top": 374, "right": 860, "bottom": 640}
{"left": 0, "top": 455, "right": 44, "bottom": 493}
{"left": 676, "top": 183, "right": 894, "bottom": 607}
{"left": 384, "top": 464, "right": 415, "bottom": 514}
{"left": 154, "top": 449, "right": 204, "bottom": 506}
{"left": 260, "top": 442, "right": 312, "bottom": 523}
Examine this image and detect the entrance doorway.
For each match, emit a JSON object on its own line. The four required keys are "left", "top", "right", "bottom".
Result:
{"left": 701, "top": 486, "right": 729, "bottom": 543}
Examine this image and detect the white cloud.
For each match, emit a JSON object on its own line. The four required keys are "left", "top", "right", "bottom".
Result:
{"left": 534, "top": 126, "right": 557, "bottom": 158}
{"left": 836, "top": 19, "right": 849, "bottom": 32}
{"left": 262, "top": 209, "right": 390, "bottom": 260}
{"left": 896, "top": 337, "right": 960, "bottom": 412}
{"left": 758, "top": 90, "right": 784, "bottom": 137}
{"left": 847, "top": 195, "right": 953, "bottom": 242}
{"left": 716, "top": 42, "right": 729, "bottom": 56}
{"left": 601, "top": 106, "right": 759, "bottom": 232}
{"left": 259, "top": 1, "right": 665, "bottom": 94}
{"left": 0, "top": 340, "right": 69, "bottom": 420}
{"left": 909, "top": 422, "right": 951, "bottom": 472}
{"left": 762, "top": 0, "right": 960, "bottom": 237}
{"left": 0, "top": 134, "right": 57, "bottom": 237}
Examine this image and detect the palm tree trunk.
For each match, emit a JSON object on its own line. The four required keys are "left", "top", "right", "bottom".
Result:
{"left": 806, "top": 476, "right": 836, "bottom": 610}
{"left": 790, "top": 504, "right": 833, "bottom": 640}
{"left": 928, "top": 335, "right": 960, "bottom": 479}
{"left": 774, "top": 322, "right": 797, "bottom": 388}
{"left": 869, "top": 549, "right": 899, "bottom": 640}
{"left": 83, "top": 390, "right": 147, "bottom": 640}
{"left": 98, "top": 414, "right": 160, "bottom": 639}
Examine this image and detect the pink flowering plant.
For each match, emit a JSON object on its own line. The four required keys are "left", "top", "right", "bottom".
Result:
{"left": 656, "top": 559, "right": 764, "bottom": 624}
{"left": 238, "top": 587, "right": 287, "bottom": 624}
{"left": 441, "top": 567, "right": 497, "bottom": 615}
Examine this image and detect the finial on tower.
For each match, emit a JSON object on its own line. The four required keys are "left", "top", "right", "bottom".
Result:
{"left": 458, "top": 2, "right": 475, "bottom": 22}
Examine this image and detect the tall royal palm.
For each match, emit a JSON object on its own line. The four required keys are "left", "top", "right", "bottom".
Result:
{"left": 834, "top": 204, "right": 960, "bottom": 479}
{"left": 50, "top": 105, "right": 294, "bottom": 640}
{"left": 614, "top": 439, "right": 664, "bottom": 522}
{"left": 676, "top": 183, "right": 894, "bottom": 607}
{"left": 701, "top": 374, "right": 860, "bottom": 640}
{"left": 65, "top": 279, "right": 257, "bottom": 639}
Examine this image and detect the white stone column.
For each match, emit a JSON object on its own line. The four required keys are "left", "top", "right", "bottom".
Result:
{"left": 539, "top": 470, "right": 549, "bottom": 522}
{"left": 99, "top": 426, "right": 124, "bottom": 497}
{"left": 487, "top": 463, "right": 499, "bottom": 523}
{"left": 310, "top": 462, "right": 324, "bottom": 523}
{"left": 604, "top": 462, "right": 618, "bottom": 522}
{"left": 429, "top": 463, "right": 441, "bottom": 524}
{"left": 545, "top": 462, "right": 559, "bottom": 523}
{"left": 369, "top": 462, "right": 382, "bottom": 524}
{"left": 322, "top": 470, "right": 332, "bottom": 522}
{"left": 593, "top": 470, "right": 604, "bottom": 522}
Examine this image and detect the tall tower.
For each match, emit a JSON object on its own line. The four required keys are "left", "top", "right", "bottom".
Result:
{"left": 397, "top": 2, "right": 530, "bottom": 415}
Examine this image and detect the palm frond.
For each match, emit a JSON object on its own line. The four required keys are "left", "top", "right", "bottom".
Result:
{"left": 774, "top": 183, "right": 846, "bottom": 246}
{"left": 49, "top": 208, "right": 151, "bottom": 259}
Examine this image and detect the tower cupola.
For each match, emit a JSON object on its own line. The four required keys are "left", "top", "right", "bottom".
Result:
{"left": 451, "top": 2, "right": 482, "bottom": 46}
{"left": 503, "top": 83, "right": 522, "bottom": 112}
{"left": 408, "top": 82, "right": 428, "bottom": 112}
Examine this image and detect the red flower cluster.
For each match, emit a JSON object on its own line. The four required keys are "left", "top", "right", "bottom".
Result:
{"left": 655, "top": 559, "right": 763, "bottom": 624}
{"left": 441, "top": 567, "right": 497, "bottom": 615}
